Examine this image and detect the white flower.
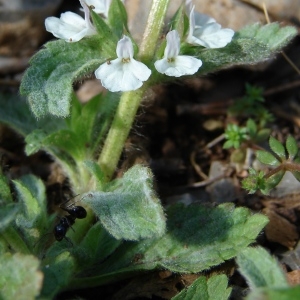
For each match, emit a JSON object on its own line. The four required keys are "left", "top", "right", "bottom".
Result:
{"left": 95, "top": 35, "right": 151, "bottom": 92}
{"left": 85, "top": 0, "right": 111, "bottom": 17}
{"left": 154, "top": 30, "right": 202, "bottom": 77}
{"left": 45, "top": 0, "right": 96, "bottom": 42}
{"left": 85, "top": 0, "right": 125, "bottom": 17}
{"left": 186, "top": 5, "right": 234, "bottom": 49}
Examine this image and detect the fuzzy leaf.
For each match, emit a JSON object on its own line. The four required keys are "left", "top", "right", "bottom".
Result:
{"left": 0, "top": 174, "right": 13, "bottom": 203}
{"left": 40, "top": 251, "right": 76, "bottom": 298}
{"left": 286, "top": 135, "right": 298, "bottom": 160}
{"left": 13, "top": 175, "right": 49, "bottom": 247}
{"left": 20, "top": 36, "right": 108, "bottom": 118}
{"left": 0, "top": 252, "right": 43, "bottom": 300}
{"left": 24, "top": 93, "right": 118, "bottom": 162}
{"left": 90, "top": 10, "right": 117, "bottom": 50}
{"left": 108, "top": 0, "right": 129, "bottom": 37}
{"left": 172, "top": 274, "right": 231, "bottom": 300}
{"left": 78, "top": 222, "right": 122, "bottom": 267}
{"left": 91, "top": 203, "right": 268, "bottom": 278}
{"left": 236, "top": 247, "right": 288, "bottom": 290}
{"left": 169, "top": 4, "right": 187, "bottom": 38}
{"left": 269, "top": 136, "right": 286, "bottom": 159}
{"left": 0, "top": 203, "right": 20, "bottom": 232}
{"left": 192, "top": 23, "right": 297, "bottom": 75}
{"left": 247, "top": 286, "right": 300, "bottom": 300}
{"left": 83, "top": 165, "right": 166, "bottom": 240}
{"left": 256, "top": 150, "right": 280, "bottom": 166}
{"left": 84, "top": 161, "right": 106, "bottom": 190}
{"left": 67, "top": 92, "right": 119, "bottom": 155}
{"left": 0, "top": 93, "right": 65, "bottom": 136}
{"left": 25, "top": 129, "right": 85, "bottom": 160}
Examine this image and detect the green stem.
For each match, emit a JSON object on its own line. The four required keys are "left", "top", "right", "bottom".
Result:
{"left": 2, "top": 227, "right": 30, "bottom": 254}
{"left": 98, "top": 87, "right": 147, "bottom": 181}
{"left": 139, "top": 0, "right": 170, "bottom": 61}
{"left": 98, "top": 0, "right": 170, "bottom": 181}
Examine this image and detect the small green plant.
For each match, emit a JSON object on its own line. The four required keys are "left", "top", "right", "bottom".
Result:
{"left": 224, "top": 85, "right": 273, "bottom": 153}
{"left": 242, "top": 135, "right": 300, "bottom": 195}
{"left": 0, "top": 0, "right": 297, "bottom": 298}
{"left": 229, "top": 83, "right": 274, "bottom": 128}
{"left": 224, "top": 123, "right": 248, "bottom": 149}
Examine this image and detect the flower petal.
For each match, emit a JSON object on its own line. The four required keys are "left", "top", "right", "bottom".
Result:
{"left": 45, "top": 15, "right": 86, "bottom": 42}
{"left": 193, "top": 23, "right": 234, "bottom": 48}
{"left": 155, "top": 56, "right": 202, "bottom": 77}
{"left": 174, "top": 56, "right": 202, "bottom": 75}
{"left": 116, "top": 36, "right": 134, "bottom": 59}
{"left": 85, "top": 0, "right": 111, "bottom": 16}
{"left": 186, "top": 4, "right": 234, "bottom": 48}
{"left": 194, "top": 11, "right": 216, "bottom": 26}
{"left": 165, "top": 30, "right": 180, "bottom": 58}
{"left": 45, "top": 10, "right": 95, "bottom": 42}
{"left": 60, "top": 12, "right": 86, "bottom": 29}
{"left": 95, "top": 58, "right": 150, "bottom": 92}
{"left": 154, "top": 59, "right": 170, "bottom": 75}
{"left": 129, "top": 59, "right": 151, "bottom": 81}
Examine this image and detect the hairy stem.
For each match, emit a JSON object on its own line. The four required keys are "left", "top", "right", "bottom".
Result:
{"left": 139, "top": 0, "right": 170, "bottom": 61}
{"left": 98, "top": 87, "right": 147, "bottom": 181}
{"left": 98, "top": 0, "right": 170, "bottom": 181}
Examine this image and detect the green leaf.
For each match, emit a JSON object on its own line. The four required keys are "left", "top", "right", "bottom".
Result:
{"left": 68, "top": 92, "right": 119, "bottom": 155}
{"left": 236, "top": 246, "right": 288, "bottom": 289}
{"left": 0, "top": 174, "right": 13, "bottom": 203}
{"left": 0, "top": 252, "right": 43, "bottom": 300}
{"left": 256, "top": 150, "right": 280, "bottom": 166}
{"left": 266, "top": 169, "right": 285, "bottom": 191}
{"left": 25, "top": 129, "right": 85, "bottom": 160}
{"left": 40, "top": 251, "right": 76, "bottom": 298}
{"left": 286, "top": 135, "right": 298, "bottom": 160}
{"left": 78, "top": 222, "right": 122, "bottom": 267}
{"left": 83, "top": 165, "right": 166, "bottom": 240}
{"left": 0, "top": 93, "right": 65, "bottom": 136}
{"left": 84, "top": 160, "right": 106, "bottom": 190}
{"left": 247, "top": 286, "right": 300, "bottom": 300}
{"left": 169, "top": 4, "right": 186, "bottom": 38}
{"left": 108, "top": 0, "right": 129, "bottom": 37}
{"left": 269, "top": 136, "right": 286, "bottom": 159}
{"left": 246, "top": 119, "right": 257, "bottom": 138}
{"left": 172, "top": 274, "right": 231, "bottom": 300}
{"left": 92, "top": 203, "right": 268, "bottom": 278}
{"left": 90, "top": 10, "right": 117, "bottom": 51}
{"left": 192, "top": 23, "right": 297, "bottom": 75}
{"left": 20, "top": 36, "right": 107, "bottom": 118}
{"left": 256, "top": 128, "right": 271, "bottom": 143}
{"left": 12, "top": 175, "right": 49, "bottom": 248}
{"left": 0, "top": 203, "right": 20, "bottom": 232}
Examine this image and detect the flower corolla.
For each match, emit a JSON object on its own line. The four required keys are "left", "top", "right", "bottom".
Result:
{"left": 85, "top": 0, "right": 125, "bottom": 17}
{"left": 95, "top": 35, "right": 151, "bottom": 92}
{"left": 45, "top": 0, "right": 96, "bottom": 42}
{"left": 85, "top": 0, "right": 111, "bottom": 17}
{"left": 186, "top": 1, "right": 234, "bottom": 49}
{"left": 154, "top": 30, "right": 202, "bottom": 77}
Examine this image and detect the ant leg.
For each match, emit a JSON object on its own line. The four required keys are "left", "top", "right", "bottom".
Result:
{"left": 63, "top": 236, "right": 74, "bottom": 247}
{"left": 59, "top": 194, "right": 81, "bottom": 210}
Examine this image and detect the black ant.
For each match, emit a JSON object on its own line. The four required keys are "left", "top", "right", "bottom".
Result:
{"left": 53, "top": 195, "right": 87, "bottom": 242}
